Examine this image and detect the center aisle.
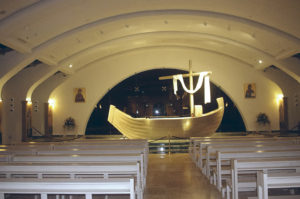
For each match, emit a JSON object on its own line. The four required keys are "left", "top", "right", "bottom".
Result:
{"left": 143, "top": 153, "right": 222, "bottom": 199}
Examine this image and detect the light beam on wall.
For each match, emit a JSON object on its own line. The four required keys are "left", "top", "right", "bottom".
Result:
{"left": 276, "top": 94, "right": 284, "bottom": 105}
{"left": 26, "top": 98, "right": 32, "bottom": 105}
{"left": 48, "top": 98, "right": 56, "bottom": 109}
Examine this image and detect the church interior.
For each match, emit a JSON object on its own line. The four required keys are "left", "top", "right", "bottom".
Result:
{"left": 0, "top": 0, "right": 300, "bottom": 198}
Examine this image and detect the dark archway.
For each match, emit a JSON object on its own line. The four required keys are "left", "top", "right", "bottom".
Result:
{"left": 85, "top": 69, "right": 245, "bottom": 135}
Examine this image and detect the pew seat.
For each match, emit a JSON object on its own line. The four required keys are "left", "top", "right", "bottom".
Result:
{"left": 0, "top": 178, "right": 135, "bottom": 199}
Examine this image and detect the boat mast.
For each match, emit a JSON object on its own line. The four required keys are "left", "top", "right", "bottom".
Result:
{"left": 158, "top": 60, "right": 196, "bottom": 117}
{"left": 189, "top": 60, "right": 195, "bottom": 117}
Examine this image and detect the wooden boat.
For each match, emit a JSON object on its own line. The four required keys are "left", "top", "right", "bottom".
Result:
{"left": 108, "top": 61, "right": 224, "bottom": 139}
{"left": 108, "top": 97, "right": 224, "bottom": 139}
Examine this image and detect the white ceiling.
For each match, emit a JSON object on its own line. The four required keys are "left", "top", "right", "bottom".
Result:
{"left": 0, "top": 0, "right": 300, "bottom": 94}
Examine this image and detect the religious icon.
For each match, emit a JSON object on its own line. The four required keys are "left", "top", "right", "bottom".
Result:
{"left": 74, "top": 88, "right": 86, "bottom": 103}
{"left": 244, "top": 83, "right": 256, "bottom": 98}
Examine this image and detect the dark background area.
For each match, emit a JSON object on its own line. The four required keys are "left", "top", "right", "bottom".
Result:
{"left": 85, "top": 69, "right": 245, "bottom": 135}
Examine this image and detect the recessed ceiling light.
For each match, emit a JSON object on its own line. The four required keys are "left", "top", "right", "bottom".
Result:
{"left": 258, "top": 60, "right": 263, "bottom": 64}
{"left": 69, "top": 64, "right": 73, "bottom": 68}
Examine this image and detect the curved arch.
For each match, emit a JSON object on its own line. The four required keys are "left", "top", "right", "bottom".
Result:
{"left": 1, "top": 8, "right": 298, "bottom": 102}
{"left": 211, "top": 81, "right": 248, "bottom": 131}
{"left": 35, "top": 9, "right": 300, "bottom": 53}
{"left": 50, "top": 46, "right": 282, "bottom": 135}
{"left": 86, "top": 68, "right": 246, "bottom": 135}
{"left": 58, "top": 30, "right": 274, "bottom": 71}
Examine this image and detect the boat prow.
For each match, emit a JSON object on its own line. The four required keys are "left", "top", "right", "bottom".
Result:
{"left": 108, "top": 97, "right": 224, "bottom": 139}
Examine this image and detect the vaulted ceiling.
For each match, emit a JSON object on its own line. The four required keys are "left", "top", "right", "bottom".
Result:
{"left": 0, "top": 0, "right": 300, "bottom": 99}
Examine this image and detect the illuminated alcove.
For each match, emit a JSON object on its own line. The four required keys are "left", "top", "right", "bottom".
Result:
{"left": 85, "top": 69, "right": 245, "bottom": 135}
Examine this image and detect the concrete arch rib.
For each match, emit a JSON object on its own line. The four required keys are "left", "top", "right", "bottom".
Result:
{"left": 1, "top": 63, "right": 54, "bottom": 144}
{"left": 57, "top": 31, "right": 270, "bottom": 70}
{"left": 31, "top": 71, "right": 69, "bottom": 136}
{"left": 32, "top": 9, "right": 300, "bottom": 53}
{"left": 0, "top": 52, "right": 35, "bottom": 100}
{"left": 26, "top": 68, "right": 59, "bottom": 100}
{"left": 30, "top": 9, "right": 300, "bottom": 64}
{"left": 72, "top": 45, "right": 253, "bottom": 73}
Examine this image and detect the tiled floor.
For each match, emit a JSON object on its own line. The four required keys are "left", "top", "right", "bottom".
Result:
{"left": 144, "top": 153, "right": 222, "bottom": 199}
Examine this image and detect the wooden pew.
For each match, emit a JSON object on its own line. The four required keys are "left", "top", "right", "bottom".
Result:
{"left": 10, "top": 154, "right": 145, "bottom": 190}
{"left": 0, "top": 140, "right": 149, "bottom": 153}
{"left": 0, "top": 178, "right": 135, "bottom": 199}
{"left": 190, "top": 137, "right": 300, "bottom": 199}
{"left": 231, "top": 157, "right": 300, "bottom": 199}
{"left": 0, "top": 162, "right": 140, "bottom": 199}
{"left": 190, "top": 136, "right": 300, "bottom": 160}
{"left": 0, "top": 140, "right": 149, "bottom": 199}
{"left": 257, "top": 171, "right": 300, "bottom": 199}
{"left": 215, "top": 150, "right": 300, "bottom": 191}
{"left": 9, "top": 153, "right": 146, "bottom": 190}
{"left": 197, "top": 139, "right": 300, "bottom": 169}
{"left": 0, "top": 143, "right": 149, "bottom": 180}
{"left": 5, "top": 139, "right": 148, "bottom": 146}
{"left": 190, "top": 137, "right": 300, "bottom": 162}
{"left": 204, "top": 144, "right": 300, "bottom": 176}
{"left": 0, "top": 155, "right": 9, "bottom": 162}
{"left": 0, "top": 140, "right": 149, "bottom": 198}
{"left": 0, "top": 141, "right": 149, "bottom": 162}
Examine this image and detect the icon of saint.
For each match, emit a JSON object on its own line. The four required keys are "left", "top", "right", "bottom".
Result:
{"left": 245, "top": 84, "right": 255, "bottom": 98}
{"left": 75, "top": 88, "right": 85, "bottom": 102}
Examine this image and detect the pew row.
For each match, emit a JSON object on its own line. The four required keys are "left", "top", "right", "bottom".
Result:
{"left": 0, "top": 139, "right": 149, "bottom": 199}
{"left": 203, "top": 144, "right": 300, "bottom": 177}
{"left": 0, "top": 178, "right": 135, "bottom": 199}
{"left": 257, "top": 171, "right": 300, "bottom": 199}
{"left": 190, "top": 136, "right": 300, "bottom": 162}
{"left": 216, "top": 150, "right": 300, "bottom": 190}
{"left": 198, "top": 140, "right": 300, "bottom": 171}
{"left": 231, "top": 158, "right": 300, "bottom": 199}
{"left": 189, "top": 136, "right": 300, "bottom": 199}
{"left": 7, "top": 153, "right": 146, "bottom": 190}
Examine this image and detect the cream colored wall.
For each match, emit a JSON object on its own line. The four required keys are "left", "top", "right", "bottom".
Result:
{"left": 1, "top": 64, "right": 52, "bottom": 144}
{"left": 31, "top": 72, "right": 69, "bottom": 135}
{"left": 263, "top": 68, "right": 300, "bottom": 130}
{"left": 51, "top": 47, "right": 282, "bottom": 135}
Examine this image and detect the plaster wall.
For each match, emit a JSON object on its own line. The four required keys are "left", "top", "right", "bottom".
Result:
{"left": 1, "top": 64, "right": 52, "bottom": 144}
{"left": 263, "top": 68, "right": 300, "bottom": 130}
{"left": 51, "top": 47, "right": 282, "bottom": 135}
{"left": 31, "top": 72, "right": 68, "bottom": 135}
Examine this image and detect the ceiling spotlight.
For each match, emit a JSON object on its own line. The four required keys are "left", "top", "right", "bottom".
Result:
{"left": 69, "top": 64, "right": 73, "bottom": 68}
{"left": 258, "top": 60, "right": 263, "bottom": 64}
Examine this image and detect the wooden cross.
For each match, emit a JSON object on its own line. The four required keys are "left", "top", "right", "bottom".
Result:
{"left": 159, "top": 60, "right": 201, "bottom": 116}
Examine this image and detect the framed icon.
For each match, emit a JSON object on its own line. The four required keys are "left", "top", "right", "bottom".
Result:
{"left": 244, "top": 83, "right": 256, "bottom": 98}
{"left": 74, "top": 88, "right": 86, "bottom": 103}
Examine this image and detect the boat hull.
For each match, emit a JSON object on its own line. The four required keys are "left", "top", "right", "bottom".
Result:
{"left": 108, "top": 98, "right": 224, "bottom": 139}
